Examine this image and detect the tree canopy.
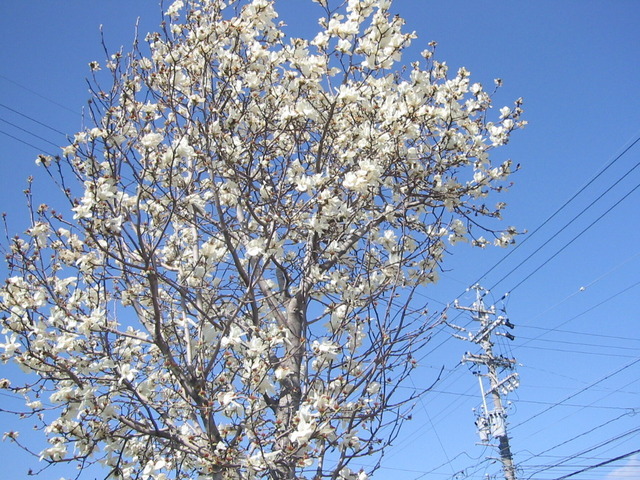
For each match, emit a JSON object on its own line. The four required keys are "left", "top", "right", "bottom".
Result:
{"left": 0, "top": 1, "right": 523, "bottom": 479}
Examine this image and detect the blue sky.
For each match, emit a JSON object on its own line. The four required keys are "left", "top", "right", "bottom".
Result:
{"left": 1, "top": 1, "right": 639, "bottom": 479}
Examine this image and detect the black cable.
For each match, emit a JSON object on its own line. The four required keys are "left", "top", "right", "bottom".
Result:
{"left": 0, "top": 102, "right": 69, "bottom": 136}
{"left": 529, "top": 377, "right": 640, "bottom": 454}
{"left": 0, "top": 116, "right": 62, "bottom": 149}
{"left": 520, "top": 324, "right": 640, "bottom": 343}
{"left": 427, "top": 387, "right": 637, "bottom": 411}
{"left": 516, "top": 399, "right": 635, "bottom": 412}
{"left": 523, "top": 426, "right": 640, "bottom": 479}
{"left": 553, "top": 447, "right": 640, "bottom": 480}
{"left": 516, "top": 335, "right": 640, "bottom": 352}
{"left": 489, "top": 157, "right": 640, "bottom": 292}
{"left": 512, "top": 357, "right": 640, "bottom": 430}
{"left": 498, "top": 182, "right": 640, "bottom": 294}
{"left": 0, "top": 74, "right": 79, "bottom": 114}
{"left": 516, "top": 344, "right": 637, "bottom": 359}
{"left": 0, "top": 128, "right": 57, "bottom": 156}
{"left": 468, "top": 133, "right": 640, "bottom": 289}
{"left": 515, "top": 279, "right": 640, "bottom": 349}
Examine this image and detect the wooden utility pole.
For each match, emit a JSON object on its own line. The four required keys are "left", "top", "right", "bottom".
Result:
{"left": 450, "top": 286, "right": 518, "bottom": 480}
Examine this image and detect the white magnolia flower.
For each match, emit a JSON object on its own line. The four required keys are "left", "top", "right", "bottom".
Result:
{"left": 0, "top": 334, "right": 20, "bottom": 356}
{"left": 366, "top": 382, "right": 381, "bottom": 395}
{"left": 290, "top": 405, "right": 317, "bottom": 445}
{"left": 61, "top": 144, "right": 76, "bottom": 156}
{"left": 165, "top": 0, "right": 183, "bottom": 18}
{"left": 245, "top": 238, "right": 266, "bottom": 257}
{"left": 312, "top": 339, "right": 340, "bottom": 359}
{"left": 35, "top": 155, "right": 52, "bottom": 167}
{"left": 174, "top": 138, "right": 195, "bottom": 159}
{"left": 141, "top": 132, "right": 164, "bottom": 148}
{"left": 221, "top": 325, "right": 246, "bottom": 347}
{"left": 0, "top": 0, "right": 524, "bottom": 475}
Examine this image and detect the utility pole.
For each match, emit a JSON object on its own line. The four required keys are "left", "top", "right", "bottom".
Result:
{"left": 450, "top": 286, "right": 519, "bottom": 480}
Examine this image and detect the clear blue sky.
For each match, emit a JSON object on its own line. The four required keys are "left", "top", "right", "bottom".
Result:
{"left": 1, "top": 1, "right": 639, "bottom": 479}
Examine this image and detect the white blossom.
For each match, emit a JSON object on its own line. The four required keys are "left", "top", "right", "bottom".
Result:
{"left": 0, "top": 1, "right": 523, "bottom": 478}
{"left": 141, "top": 132, "right": 164, "bottom": 148}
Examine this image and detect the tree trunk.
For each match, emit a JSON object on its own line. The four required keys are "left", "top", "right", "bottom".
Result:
{"left": 275, "top": 293, "right": 306, "bottom": 479}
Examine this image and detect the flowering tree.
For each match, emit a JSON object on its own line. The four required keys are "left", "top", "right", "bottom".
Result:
{"left": 0, "top": 0, "right": 524, "bottom": 479}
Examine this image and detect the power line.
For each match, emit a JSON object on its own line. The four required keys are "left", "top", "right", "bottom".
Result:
{"left": 0, "top": 74, "right": 79, "bottom": 115}
{"left": 519, "top": 324, "right": 640, "bottom": 343}
{"left": 492, "top": 179, "right": 640, "bottom": 294}
{"left": 519, "top": 412, "right": 633, "bottom": 466}
{"left": 0, "top": 102, "right": 70, "bottom": 136}
{"left": 515, "top": 279, "right": 640, "bottom": 349}
{"left": 426, "top": 387, "right": 636, "bottom": 411}
{"left": 522, "top": 426, "right": 640, "bottom": 479}
{"left": 493, "top": 250, "right": 640, "bottom": 336}
{"left": 515, "top": 335, "right": 640, "bottom": 352}
{"left": 421, "top": 396, "right": 456, "bottom": 476}
{"left": 0, "top": 128, "right": 57, "bottom": 156}
{"left": 511, "top": 357, "right": 640, "bottom": 430}
{"left": 521, "top": 375, "right": 640, "bottom": 445}
{"left": 515, "top": 344, "right": 637, "bottom": 359}
{"left": 0, "top": 116, "right": 62, "bottom": 149}
{"left": 469, "top": 132, "right": 640, "bottom": 289}
{"left": 553, "top": 447, "right": 640, "bottom": 480}
{"left": 515, "top": 399, "right": 634, "bottom": 412}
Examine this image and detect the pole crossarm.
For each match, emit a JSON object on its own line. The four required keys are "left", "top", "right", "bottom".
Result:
{"left": 462, "top": 353, "right": 516, "bottom": 369}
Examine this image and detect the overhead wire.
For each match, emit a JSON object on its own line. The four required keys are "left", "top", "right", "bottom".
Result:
{"left": 515, "top": 335, "right": 640, "bottom": 352}
{"left": 520, "top": 324, "right": 640, "bottom": 343}
{"left": 515, "top": 344, "right": 637, "bottom": 359}
{"left": 468, "top": 131, "right": 640, "bottom": 289}
{"left": 524, "top": 427, "right": 640, "bottom": 480}
{"left": 419, "top": 386, "right": 636, "bottom": 411}
{"left": 492, "top": 180, "right": 640, "bottom": 294}
{"left": 415, "top": 379, "right": 457, "bottom": 477}
{"left": 0, "top": 102, "right": 69, "bottom": 137}
{"left": 552, "top": 447, "right": 640, "bottom": 480}
{"left": 496, "top": 252, "right": 640, "bottom": 454}
{"left": 0, "top": 128, "right": 57, "bottom": 156}
{"left": 514, "top": 279, "right": 640, "bottom": 349}
{"left": 511, "top": 357, "right": 640, "bottom": 430}
{"left": 466, "top": 249, "right": 640, "bottom": 353}
{"left": 0, "top": 116, "right": 63, "bottom": 150}
{"left": 520, "top": 374, "right": 640, "bottom": 442}
{"left": 0, "top": 74, "right": 79, "bottom": 115}
{"left": 409, "top": 451, "right": 483, "bottom": 480}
